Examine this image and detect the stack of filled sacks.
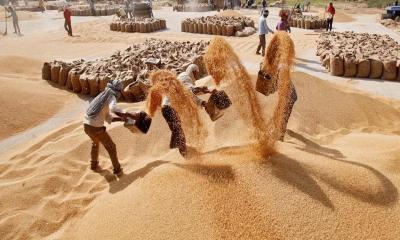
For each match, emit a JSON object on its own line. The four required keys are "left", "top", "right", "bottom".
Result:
{"left": 173, "top": 0, "right": 211, "bottom": 12}
{"left": 42, "top": 39, "right": 209, "bottom": 102}
{"left": 317, "top": 31, "right": 400, "bottom": 81}
{"left": 290, "top": 15, "right": 327, "bottom": 29}
{"left": 110, "top": 18, "right": 167, "bottom": 33}
{"left": 70, "top": 5, "right": 122, "bottom": 16}
{"left": 181, "top": 16, "right": 256, "bottom": 37}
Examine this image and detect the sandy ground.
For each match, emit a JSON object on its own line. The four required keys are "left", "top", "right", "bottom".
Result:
{"left": 0, "top": 6, "right": 400, "bottom": 240}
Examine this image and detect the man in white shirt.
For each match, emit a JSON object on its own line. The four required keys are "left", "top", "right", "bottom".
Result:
{"left": 256, "top": 9, "right": 274, "bottom": 56}
{"left": 84, "top": 80, "right": 145, "bottom": 175}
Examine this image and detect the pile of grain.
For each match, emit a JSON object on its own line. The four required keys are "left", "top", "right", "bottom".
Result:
{"left": 173, "top": 0, "right": 211, "bottom": 12}
{"left": 181, "top": 16, "right": 256, "bottom": 37}
{"left": 317, "top": 31, "right": 400, "bottom": 80}
{"left": 69, "top": 5, "right": 122, "bottom": 16}
{"left": 290, "top": 15, "right": 327, "bottom": 29}
{"left": 173, "top": 3, "right": 211, "bottom": 12}
{"left": 217, "top": 10, "right": 244, "bottom": 18}
{"left": 110, "top": 17, "right": 167, "bottom": 33}
{"left": 41, "top": 39, "right": 209, "bottom": 102}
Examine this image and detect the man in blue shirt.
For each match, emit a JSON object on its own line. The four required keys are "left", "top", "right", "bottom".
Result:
{"left": 256, "top": 9, "right": 274, "bottom": 56}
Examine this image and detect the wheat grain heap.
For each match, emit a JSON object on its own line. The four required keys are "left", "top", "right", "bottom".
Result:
{"left": 290, "top": 15, "right": 327, "bottom": 29}
{"left": 173, "top": 0, "right": 212, "bottom": 12}
{"left": 317, "top": 31, "right": 400, "bottom": 81}
{"left": 110, "top": 18, "right": 167, "bottom": 33}
{"left": 69, "top": 5, "right": 122, "bottom": 16}
{"left": 42, "top": 39, "right": 209, "bottom": 102}
{"left": 181, "top": 16, "right": 256, "bottom": 37}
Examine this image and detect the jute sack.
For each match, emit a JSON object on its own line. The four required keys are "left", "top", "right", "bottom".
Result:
{"left": 70, "top": 69, "right": 82, "bottom": 93}
{"left": 42, "top": 62, "right": 51, "bottom": 81}
{"left": 226, "top": 25, "right": 234, "bottom": 36}
{"left": 397, "top": 63, "right": 400, "bottom": 81}
{"left": 125, "top": 23, "right": 133, "bottom": 32}
{"left": 212, "top": 24, "right": 218, "bottom": 35}
{"left": 310, "top": 20, "right": 315, "bottom": 29}
{"left": 59, "top": 64, "right": 72, "bottom": 86}
{"left": 234, "top": 23, "right": 243, "bottom": 32}
{"left": 202, "top": 23, "right": 207, "bottom": 34}
{"left": 122, "top": 85, "right": 133, "bottom": 102}
{"left": 216, "top": 25, "right": 222, "bottom": 35}
{"left": 245, "top": 20, "right": 254, "bottom": 27}
{"left": 79, "top": 72, "right": 90, "bottom": 95}
{"left": 110, "top": 22, "right": 116, "bottom": 31}
{"left": 305, "top": 19, "right": 311, "bottom": 29}
{"left": 51, "top": 63, "right": 61, "bottom": 83}
{"left": 131, "top": 23, "right": 137, "bottom": 32}
{"left": 140, "top": 22, "right": 146, "bottom": 33}
{"left": 88, "top": 74, "right": 100, "bottom": 97}
{"left": 120, "top": 80, "right": 135, "bottom": 101}
{"left": 207, "top": 23, "right": 213, "bottom": 34}
{"left": 198, "top": 23, "right": 203, "bottom": 34}
{"left": 189, "top": 22, "right": 194, "bottom": 33}
{"left": 322, "top": 56, "right": 330, "bottom": 69}
{"left": 155, "top": 20, "right": 160, "bottom": 31}
{"left": 149, "top": 22, "right": 154, "bottom": 32}
{"left": 134, "top": 22, "right": 140, "bottom": 32}
{"left": 369, "top": 59, "right": 383, "bottom": 79}
{"left": 382, "top": 60, "right": 397, "bottom": 80}
{"left": 66, "top": 70, "right": 73, "bottom": 90}
{"left": 120, "top": 23, "right": 126, "bottom": 32}
{"left": 343, "top": 56, "right": 357, "bottom": 77}
{"left": 221, "top": 25, "right": 227, "bottom": 36}
{"left": 99, "top": 75, "right": 111, "bottom": 92}
{"left": 356, "top": 59, "right": 370, "bottom": 78}
{"left": 181, "top": 21, "right": 186, "bottom": 32}
{"left": 145, "top": 22, "right": 151, "bottom": 33}
{"left": 330, "top": 55, "right": 344, "bottom": 76}
{"left": 160, "top": 19, "right": 166, "bottom": 29}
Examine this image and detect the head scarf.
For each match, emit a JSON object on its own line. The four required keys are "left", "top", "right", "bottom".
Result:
{"left": 86, "top": 80, "right": 124, "bottom": 118}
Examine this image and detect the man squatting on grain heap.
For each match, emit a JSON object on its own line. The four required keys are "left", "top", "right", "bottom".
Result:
{"left": 83, "top": 80, "right": 151, "bottom": 175}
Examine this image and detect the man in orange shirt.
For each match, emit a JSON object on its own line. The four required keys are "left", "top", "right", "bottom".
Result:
{"left": 63, "top": 6, "right": 72, "bottom": 36}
